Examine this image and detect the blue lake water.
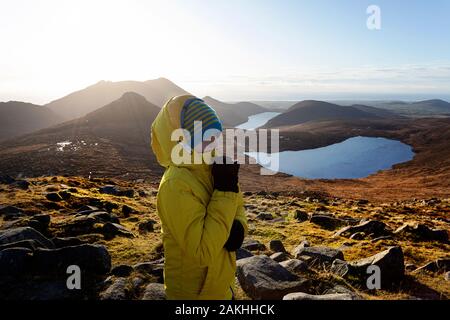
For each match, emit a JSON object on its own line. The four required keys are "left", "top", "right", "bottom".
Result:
{"left": 235, "top": 112, "right": 281, "bottom": 130}
{"left": 245, "top": 136, "right": 415, "bottom": 179}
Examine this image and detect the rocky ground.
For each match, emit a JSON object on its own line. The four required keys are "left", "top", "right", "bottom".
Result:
{"left": 0, "top": 175, "right": 449, "bottom": 300}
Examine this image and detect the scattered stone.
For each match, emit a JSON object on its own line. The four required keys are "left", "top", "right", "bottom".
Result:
{"left": 292, "top": 245, "right": 344, "bottom": 265}
{"left": 28, "top": 214, "right": 51, "bottom": 232}
{"left": 11, "top": 180, "right": 30, "bottom": 190}
{"left": 100, "top": 278, "right": 131, "bottom": 300}
{"left": 0, "top": 175, "right": 15, "bottom": 184}
{"left": 236, "top": 255, "right": 312, "bottom": 300}
{"left": 51, "top": 236, "right": 85, "bottom": 248}
{"left": 0, "top": 227, "right": 54, "bottom": 249}
{"left": 0, "top": 205, "right": 23, "bottom": 218}
{"left": 0, "top": 239, "right": 46, "bottom": 251}
{"left": 111, "top": 264, "right": 134, "bottom": 277}
{"left": 414, "top": 258, "right": 450, "bottom": 273}
{"left": 58, "top": 191, "right": 72, "bottom": 200}
{"left": 236, "top": 248, "right": 253, "bottom": 260}
{"left": 279, "top": 259, "right": 308, "bottom": 273}
{"left": 269, "top": 240, "right": 286, "bottom": 253}
{"left": 77, "top": 205, "right": 101, "bottom": 215}
{"left": 138, "top": 220, "right": 155, "bottom": 233}
{"left": 133, "top": 262, "right": 155, "bottom": 274}
{"left": 241, "top": 239, "right": 266, "bottom": 251}
{"left": 88, "top": 211, "right": 119, "bottom": 224}
{"left": 142, "top": 283, "right": 166, "bottom": 300}
{"left": 283, "top": 292, "right": 358, "bottom": 300}
{"left": 310, "top": 214, "right": 348, "bottom": 230}
{"left": 270, "top": 252, "right": 290, "bottom": 262}
{"left": 101, "top": 223, "right": 134, "bottom": 239}
{"left": 122, "top": 205, "right": 136, "bottom": 217}
{"left": 291, "top": 210, "right": 309, "bottom": 222}
{"left": 256, "top": 213, "right": 274, "bottom": 221}
{"left": 99, "top": 185, "right": 135, "bottom": 198}
{"left": 331, "top": 246, "right": 404, "bottom": 289}
{"left": 394, "top": 223, "right": 448, "bottom": 242}
{"left": 333, "top": 220, "right": 387, "bottom": 239}
{"left": 45, "top": 192, "right": 63, "bottom": 202}
{"left": 63, "top": 216, "right": 97, "bottom": 236}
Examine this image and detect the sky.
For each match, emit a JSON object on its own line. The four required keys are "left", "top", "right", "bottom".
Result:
{"left": 1, "top": 0, "right": 449, "bottom": 104}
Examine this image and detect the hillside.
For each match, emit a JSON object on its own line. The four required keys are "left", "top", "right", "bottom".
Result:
{"left": 0, "top": 92, "right": 162, "bottom": 178}
{"left": 265, "top": 100, "right": 380, "bottom": 128}
{"left": 0, "top": 101, "right": 62, "bottom": 141}
{"left": 46, "top": 78, "right": 188, "bottom": 120}
{"left": 374, "top": 99, "right": 450, "bottom": 116}
{"left": 203, "top": 96, "right": 266, "bottom": 127}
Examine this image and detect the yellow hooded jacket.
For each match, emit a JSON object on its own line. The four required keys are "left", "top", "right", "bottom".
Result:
{"left": 151, "top": 95, "right": 248, "bottom": 300}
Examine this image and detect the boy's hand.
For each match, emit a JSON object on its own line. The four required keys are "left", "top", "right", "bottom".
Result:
{"left": 212, "top": 156, "right": 239, "bottom": 193}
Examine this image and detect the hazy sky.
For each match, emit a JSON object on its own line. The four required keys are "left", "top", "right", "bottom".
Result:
{"left": 1, "top": 0, "right": 449, "bottom": 104}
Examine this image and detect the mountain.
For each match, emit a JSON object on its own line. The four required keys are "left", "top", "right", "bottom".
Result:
{"left": 373, "top": 99, "right": 450, "bottom": 116}
{"left": 265, "top": 100, "right": 380, "bottom": 128}
{"left": 202, "top": 96, "right": 266, "bottom": 127}
{"left": 46, "top": 77, "right": 188, "bottom": 120}
{"left": 0, "top": 101, "right": 63, "bottom": 141}
{"left": 0, "top": 92, "right": 162, "bottom": 178}
{"left": 351, "top": 104, "right": 400, "bottom": 118}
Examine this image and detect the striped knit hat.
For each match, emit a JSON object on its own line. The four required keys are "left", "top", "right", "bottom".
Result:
{"left": 181, "top": 98, "right": 222, "bottom": 150}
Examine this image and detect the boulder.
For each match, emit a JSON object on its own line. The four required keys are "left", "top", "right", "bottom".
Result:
{"left": 333, "top": 220, "right": 387, "bottom": 239}
{"left": 111, "top": 264, "right": 134, "bottom": 277}
{"left": 141, "top": 283, "right": 166, "bottom": 300}
{"left": 241, "top": 239, "right": 266, "bottom": 251}
{"left": 88, "top": 211, "right": 119, "bottom": 224}
{"left": 414, "top": 258, "right": 450, "bottom": 273}
{"left": 0, "top": 205, "right": 23, "bottom": 218}
{"left": 63, "top": 216, "right": 96, "bottom": 236}
{"left": 270, "top": 252, "right": 290, "bottom": 262}
{"left": 310, "top": 214, "right": 348, "bottom": 230}
{"left": 122, "top": 205, "right": 137, "bottom": 216}
{"left": 291, "top": 210, "right": 309, "bottom": 222}
{"left": 0, "top": 175, "right": 15, "bottom": 184}
{"left": 292, "top": 245, "right": 344, "bottom": 265}
{"left": 394, "top": 223, "right": 448, "bottom": 242}
{"left": 45, "top": 192, "right": 63, "bottom": 202}
{"left": 236, "top": 248, "right": 253, "bottom": 260}
{"left": 101, "top": 222, "right": 134, "bottom": 239}
{"left": 32, "top": 244, "right": 111, "bottom": 276}
{"left": 279, "top": 259, "right": 308, "bottom": 273}
{"left": 0, "top": 239, "right": 46, "bottom": 251}
{"left": 100, "top": 278, "right": 131, "bottom": 300}
{"left": 138, "top": 220, "right": 155, "bottom": 233}
{"left": 0, "top": 227, "right": 54, "bottom": 249}
{"left": 28, "top": 214, "right": 51, "bottom": 232}
{"left": 11, "top": 180, "right": 31, "bottom": 190}
{"left": 0, "top": 247, "right": 33, "bottom": 276}
{"left": 283, "top": 292, "right": 359, "bottom": 300}
{"left": 236, "top": 255, "right": 312, "bottom": 300}
{"left": 269, "top": 240, "right": 286, "bottom": 253}
{"left": 99, "top": 185, "right": 135, "bottom": 198}
{"left": 331, "top": 246, "right": 404, "bottom": 289}
{"left": 52, "top": 236, "right": 86, "bottom": 248}
{"left": 256, "top": 213, "right": 274, "bottom": 221}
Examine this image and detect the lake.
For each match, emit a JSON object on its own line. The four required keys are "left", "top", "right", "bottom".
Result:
{"left": 245, "top": 136, "right": 415, "bottom": 179}
{"left": 235, "top": 112, "right": 281, "bottom": 130}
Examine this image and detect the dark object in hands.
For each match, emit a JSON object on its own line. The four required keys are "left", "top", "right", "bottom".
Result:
{"left": 212, "top": 156, "right": 240, "bottom": 193}
{"left": 224, "top": 220, "right": 245, "bottom": 252}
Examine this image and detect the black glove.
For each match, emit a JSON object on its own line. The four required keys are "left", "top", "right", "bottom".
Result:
{"left": 212, "top": 156, "right": 240, "bottom": 193}
{"left": 224, "top": 220, "right": 245, "bottom": 252}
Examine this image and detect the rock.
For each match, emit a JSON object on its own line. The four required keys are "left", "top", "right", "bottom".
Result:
{"left": 0, "top": 248, "right": 33, "bottom": 276}
{"left": 100, "top": 278, "right": 131, "bottom": 300}
{"left": 32, "top": 244, "right": 111, "bottom": 276}
{"left": 241, "top": 239, "right": 266, "bottom": 251}
{"left": 63, "top": 216, "right": 96, "bottom": 236}
{"left": 142, "top": 283, "right": 166, "bottom": 300}
{"left": 269, "top": 240, "right": 286, "bottom": 253}
{"left": 279, "top": 259, "right": 309, "bottom": 273}
{"left": 292, "top": 245, "right": 344, "bottom": 265}
{"left": 256, "top": 213, "right": 274, "bottom": 221}
{"left": 11, "top": 180, "right": 30, "bottom": 190}
{"left": 101, "top": 222, "right": 134, "bottom": 239}
{"left": 445, "top": 271, "right": 450, "bottom": 281}
{"left": 394, "top": 223, "right": 448, "bottom": 242}
{"left": 45, "top": 192, "right": 63, "bottom": 202}
{"left": 414, "top": 258, "right": 450, "bottom": 273}
{"left": 236, "top": 248, "right": 253, "bottom": 260}
{"left": 28, "top": 214, "right": 51, "bottom": 232}
{"left": 111, "top": 264, "right": 134, "bottom": 277}
{"left": 99, "top": 185, "right": 135, "bottom": 198}
{"left": 333, "top": 220, "right": 387, "bottom": 239}
{"left": 310, "top": 214, "right": 348, "bottom": 230}
{"left": 331, "top": 246, "right": 404, "bottom": 289}
{"left": 133, "top": 262, "right": 155, "bottom": 274}
{"left": 0, "top": 239, "right": 46, "bottom": 251}
{"left": 283, "top": 292, "right": 358, "bottom": 300}
{"left": 138, "top": 220, "right": 155, "bottom": 233}
{"left": 236, "top": 255, "right": 312, "bottom": 300}
{"left": 291, "top": 210, "right": 309, "bottom": 222}
{"left": 52, "top": 236, "right": 85, "bottom": 248}
{"left": 0, "top": 175, "right": 15, "bottom": 184}
{"left": 76, "top": 205, "right": 101, "bottom": 215}
{"left": 88, "top": 211, "right": 119, "bottom": 224}
{"left": 122, "top": 205, "right": 136, "bottom": 216}
{"left": 58, "top": 191, "right": 72, "bottom": 200}
{"left": 0, "top": 227, "right": 54, "bottom": 249}
{"left": 0, "top": 205, "right": 23, "bottom": 218}
{"left": 270, "top": 252, "right": 290, "bottom": 262}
